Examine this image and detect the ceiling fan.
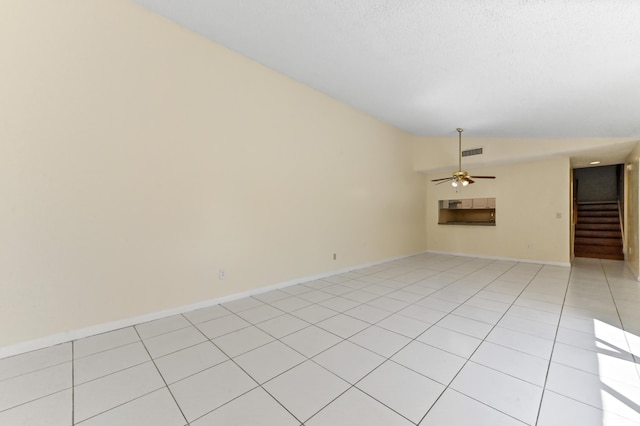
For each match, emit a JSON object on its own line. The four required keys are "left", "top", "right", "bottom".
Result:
{"left": 431, "top": 128, "right": 496, "bottom": 187}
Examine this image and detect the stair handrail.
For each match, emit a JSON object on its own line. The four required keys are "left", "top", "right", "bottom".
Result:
{"left": 618, "top": 200, "right": 625, "bottom": 253}
{"left": 573, "top": 180, "right": 578, "bottom": 226}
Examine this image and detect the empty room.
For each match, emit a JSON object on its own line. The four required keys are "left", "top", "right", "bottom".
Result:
{"left": 1, "top": 1, "right": 640, "bottom": 425}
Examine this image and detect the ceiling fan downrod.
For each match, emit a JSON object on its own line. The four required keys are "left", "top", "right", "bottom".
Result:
{"left": 457, "top": 128, "right": 463, "bottom": 173}
{"left": 430, "top": 127, "right": 496, "bottom": 187}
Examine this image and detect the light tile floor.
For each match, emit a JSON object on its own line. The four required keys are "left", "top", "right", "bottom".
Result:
{"left": 2, "top": 254, "right": 640, "bottom": 425}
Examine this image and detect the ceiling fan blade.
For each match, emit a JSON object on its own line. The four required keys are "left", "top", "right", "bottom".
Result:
{"left": 431, "top": 129, "right": 496, "bottom": 186}
{"left": 436, "top": 179, "right": 454, "bottom": 185}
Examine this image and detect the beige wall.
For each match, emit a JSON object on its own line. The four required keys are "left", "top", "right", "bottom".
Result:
{"left": 569, "top": 167, "right": 575, "bottom": 262}
{"left": 625, "top": 142, "right": 640, "bottom": 277}
{"left": 425, "top": 157, "right": 571, "bottom": 264}
{"left": 411, "top": 135, "right": 636, "bottom": 173}
{"left": 0, "top": 1, "right": 426, "bottom": 348}
{"left": 2, "top": 0, "right": 633, "bottom": 353}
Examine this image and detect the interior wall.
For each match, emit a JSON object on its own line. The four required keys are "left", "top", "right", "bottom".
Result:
{"left": 625, "top": 143, "right": 640, "bottom": 277}
{"left": 425, "top": 157, "right": 571, "bottom": 264}
{"left": 0, "top": 0, "right": 426, "bottom": 349}
{"left": 570, "top": 167, "right": 575, "bottom": 262}
{"left": 411, "top": 135, "right": 638, "bottom": 174}
{"left": 574, "top": 165, "right": 619, "bottom": 202}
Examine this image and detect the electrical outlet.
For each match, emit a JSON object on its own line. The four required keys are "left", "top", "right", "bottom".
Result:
{"left": 333, "top": 253, "right": 337, "bottom": 260}
{"left": 219, "top": 269, "right": 226, "bottom": 280}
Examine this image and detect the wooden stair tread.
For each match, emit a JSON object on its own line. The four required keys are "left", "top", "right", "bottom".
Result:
{"left": 574, "top": 237, "right": 622, "bottom": 246}
{"left": 574, "top": 244, "right": 622, "bottom": 250}
{"left": 577, "top": 217, "right": 620, "bottom": 224}
{"left": 576, "top": 223, "right": 621, "bottom": 231}
{"left": 578, "top": 211, "right": 618, "bottom": 217}
{"left": 575, "top": 252, "right": 624, "bottom": 260}
{"left": 574, "top": 201, "right": 623, "bottom": 261}
{"left": 578, "top": 203, "right": 618, "bottom": 211}
{"left": 575, "top": 230, "right": 622, "bottom": 238}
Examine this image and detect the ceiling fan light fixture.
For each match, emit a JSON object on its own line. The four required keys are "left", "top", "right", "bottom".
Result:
{"left": 431, "top": 128, "right": 496, "bottom": 187}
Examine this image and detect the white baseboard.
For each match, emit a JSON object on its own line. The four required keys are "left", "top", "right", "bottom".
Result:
{"left": 0, "top": 250, "right": 428, "bottom": 360}
{"left": 426, "top": 250, "right": 571, "bottom": 267}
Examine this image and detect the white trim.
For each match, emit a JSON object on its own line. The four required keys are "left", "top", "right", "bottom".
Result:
{"left": 0, "top": 250, "right": 428, "bottom": 360}
{"left": 622, "top": 260, "right": 640, "bottom": 281}
{"left": 426, "top": 250, "right": 571, "bottom": 267}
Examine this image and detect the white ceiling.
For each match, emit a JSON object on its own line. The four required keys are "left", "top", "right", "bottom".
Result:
{"left": 131, "top": 0, "right": 640, "bottom": 140}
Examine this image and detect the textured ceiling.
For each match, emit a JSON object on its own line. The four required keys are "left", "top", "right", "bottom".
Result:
{"left": 131, "top": 0, "right": 640, "bottom": 139}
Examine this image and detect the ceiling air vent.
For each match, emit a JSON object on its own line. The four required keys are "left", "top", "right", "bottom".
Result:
{"left": 461, "top": 147, "right": 483, "bottom": 157}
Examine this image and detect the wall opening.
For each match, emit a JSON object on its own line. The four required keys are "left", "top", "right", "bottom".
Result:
{"left": 573, "top": 164, "right": 624, "bottom": 260}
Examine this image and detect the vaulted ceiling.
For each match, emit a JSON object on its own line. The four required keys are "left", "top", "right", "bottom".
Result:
{"left": 131, "top": 1, "right": 640, "bottom": 165}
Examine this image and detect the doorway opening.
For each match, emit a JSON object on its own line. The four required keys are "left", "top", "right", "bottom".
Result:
{"left": 573, "top": 164, "right": 624, "bottom": 260}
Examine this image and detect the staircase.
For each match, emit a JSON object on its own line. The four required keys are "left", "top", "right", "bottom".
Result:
{"left": 574, "top": 202, "right": 624, "bottom": 260}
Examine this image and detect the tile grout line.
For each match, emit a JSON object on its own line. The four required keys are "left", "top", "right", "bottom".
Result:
{"left": 3, "top": 254, "right": 580, "bottom": 425}
{"left": 415, "top": 261, "right": 549, "bottom": 425}
{"left": 182, "top": 313, "right": 307, "bottom": 425}
{"left": 71, "top": 341, "right": 75, "bottom": 425}
{"left": 297, "top": 259, "right": 457, "bottom": 421}
{"left": 182, "top": 255, "right": 486, "bottom": 425}
{"left": 310, "top": 257, "right": 489, "bottom": 349}
{"left": 599, "top": 259, "right": 640, "bottom": 382}
{"left": 318, "top": 257, "right": 489, "bottom": 357}
{"left": 206, "top": 260, "right": 441, "bottom": 364}
{"left": 304, "top": 257, "right": 521, "bottom": 425}
{"left": 540, "top": 260, "right": 640, "bottom": 418}
{"left": 69, "top": 357, "right": 149, "bottom": 388}
{"left": 0, "top": 346, "right": 71, "bottom": 384}
{"left": 124, "top": 258, "right": 480, "bottom": 370}
{"left": 72, "top": 384, "right": 171, "bottom": 424}
{"left": 132, "top": 326, "right": 191, "bottom": 426}
{"left": 67, "top": 331, "right": 192, "bottom": 423}
{"left": 532, "top": 261, "right": 572, "bottom": 426}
